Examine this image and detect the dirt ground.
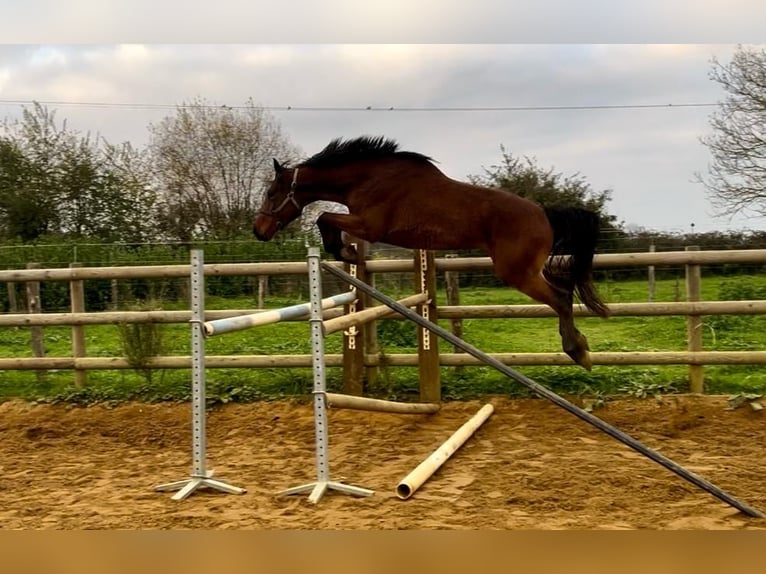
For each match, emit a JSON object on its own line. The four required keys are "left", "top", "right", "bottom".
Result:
{"left": 1, "top": 394, "right": 765, "bottom": 530}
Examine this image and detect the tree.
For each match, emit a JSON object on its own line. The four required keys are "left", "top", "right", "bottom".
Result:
{"left": 698, "top": 45, "right": 766, "bottom": 217}
{"left": 98, "top": 141, "right": 160, "bottom": 243}
{"left": 469, "top": 146, "right": 622, "bottom": 248}
{"left": 58, "top": 139, "right": 159, "bottom": 243}
{"left": 0, "top": 103, "right": 159, "bottom": 243}
{"left": 0, "top": 104, "right": 66, "bottom": 240}
{"left": 0, "top": 138, "right": 51, "bottom": 240}
{"left": 148, "top": 98, "right": 301, "bottom": 241}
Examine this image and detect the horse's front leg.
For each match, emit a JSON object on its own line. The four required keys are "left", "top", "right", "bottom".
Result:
{"left": 316, "top": 212, "right": 374, "bottom": 263}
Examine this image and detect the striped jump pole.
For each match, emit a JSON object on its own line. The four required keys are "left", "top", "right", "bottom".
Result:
{"left": 204, "top": 290, "right": 356, "bottom": 336}
{"left": 321, "top": 259, "right": 766, "bottom": 519}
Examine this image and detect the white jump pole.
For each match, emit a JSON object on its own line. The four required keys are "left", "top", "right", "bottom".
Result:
{"left": 155, "top": 249, "right": 246, "bottom": 500}
{"left": 277, "top": 247, "right": 374, "bottom": 503}
{"left": 395, "top": 403, "right": 494, "bottom": 500}
{"left": 204, "top": 290, "right": 356, "bottom": 336}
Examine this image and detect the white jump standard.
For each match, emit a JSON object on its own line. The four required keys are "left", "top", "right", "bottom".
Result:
{"left": 277, "top": 247, "right": 374, "bottom": 503}
{"left": 155, "top": 249, "right": 246, "bottom": 500}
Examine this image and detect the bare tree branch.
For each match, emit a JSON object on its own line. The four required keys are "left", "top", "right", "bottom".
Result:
{"left": 699, "top": 45, "right": 766, "bottom": 216}
{"left": 148, "top": 98, "right": 300, "bottom": 241}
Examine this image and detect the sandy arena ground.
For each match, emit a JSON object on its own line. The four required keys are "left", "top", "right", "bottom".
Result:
{"left": 0, "top": 394, "right": 765, "bottom": 529}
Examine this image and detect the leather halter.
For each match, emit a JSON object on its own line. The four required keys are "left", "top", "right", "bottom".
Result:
{"left": 263, "top": 168, "right": 301, "bottom": 217}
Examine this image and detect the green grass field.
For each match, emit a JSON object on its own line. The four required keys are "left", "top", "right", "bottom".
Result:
{"left": 1, "top": 274, "right": 765, "bottom": 404}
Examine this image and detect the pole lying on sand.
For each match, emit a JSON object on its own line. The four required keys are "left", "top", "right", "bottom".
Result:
{"left": 396, "top": 404, "right": 494, "bottom": 499}
{"left": 325, "top": 392, "right": 441, "bottom": 414}
{"left": 321, "top": 260, "right": 766, "bottom": 519}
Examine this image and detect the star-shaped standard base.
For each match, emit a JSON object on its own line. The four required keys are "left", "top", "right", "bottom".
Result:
{"left": 278, "top": 480, "right": 374, "bottom": 504}
{"left": 155, "top": 470, "right": 246, "bottom": 501}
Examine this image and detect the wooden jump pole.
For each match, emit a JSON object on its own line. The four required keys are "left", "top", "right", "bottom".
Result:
{"left": 321, "top": 260, "right": 766, "bottom": 519}
{"left": 396, "top": 404, "right": 494, "bottom": 499}
{"left": 416, "top": 249, "right": 440, "bottom": 402}
{"left": 323, "top": 292, "right": 428, "bottom": 335}
{"left": 325, "top": 392, "right": 440, "bottom": 414}
{"left": 341, "top": 239, "right": 366, "bottom": 396}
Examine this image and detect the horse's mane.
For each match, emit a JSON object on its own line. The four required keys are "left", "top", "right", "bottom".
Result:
{"left": 299, "top": 136, "right": 434, "bottom": 168}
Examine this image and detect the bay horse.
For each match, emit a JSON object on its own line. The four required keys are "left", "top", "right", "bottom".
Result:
{"left": 254, "top": 136, "right": 609, "bottom": 370}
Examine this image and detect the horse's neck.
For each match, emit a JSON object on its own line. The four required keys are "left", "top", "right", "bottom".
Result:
{"left": 304, "top": 165, "right": 375, "bottom": 205}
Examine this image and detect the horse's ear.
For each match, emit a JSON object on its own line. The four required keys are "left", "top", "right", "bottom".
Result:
{"left": 273, "top": 158, "right": 284, "bottom": 173}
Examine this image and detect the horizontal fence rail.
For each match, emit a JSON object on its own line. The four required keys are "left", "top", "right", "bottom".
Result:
{"left": 1, "top": 247, "right": 766, "bottom": 386}
{"left": 3, "top": 350, "right": 766, "bottom": 371}
{"left": 0, "top": 308, "right": 344, "bottom": 327}
{"left": 437, "top": 300, "right": 766, "bottom": 319}
{"left": 1, "top": 300, "right": 763, "bottom": 328}
{"left": 0, "top": 261, "right": 315, "bottom": 282}
{"left": 2, "top": 248, "right": 765, "bottom": 282}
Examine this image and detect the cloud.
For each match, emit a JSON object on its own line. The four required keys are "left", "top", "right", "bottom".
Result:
{"left": 0, "top": 43, "right": 763, "bottom": 232}
{"left": 4, "top": 1, "right": 766, "bottom": 42}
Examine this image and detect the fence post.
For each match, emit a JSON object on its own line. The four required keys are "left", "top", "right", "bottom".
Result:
{"left": 25, "top": 262, "right": 46, "bottom": 382}
{"left": 444, "top": 254, "right": 465, "bottom": 375}
{"left": 416, "top": 249, "right": 440, "bottom": 402}
{"left": 685, "top": 245, "right": 703, "bottom": 393}
{"left": 648, "top": 242, "right": 656, "bottom": 302}
{"left": 257, "top": 276, "right": 268, "bottom": 309}
{"left": 363, "top": 270, "right": 379, "bottom": 389}
{"left": 7, "top": 282, "right": 18, "bottom": 313}
{"left": 342, "top": 240, "right": 367, "bottom": 395}
{"left": 110, "top": 279, "right": 119, "bottom": 310}
{"left": 70, "top": 262, "right": 87, "bottom": 387}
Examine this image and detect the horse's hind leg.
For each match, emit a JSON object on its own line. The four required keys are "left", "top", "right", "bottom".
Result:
{"left": 526, "top": 274, "right": 592, "bottom": 370}
{"left": 508, "top": 271, "right": 593, "bottom": 370}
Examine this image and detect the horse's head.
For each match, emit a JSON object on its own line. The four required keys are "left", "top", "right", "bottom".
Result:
{"left": 253, "top": 159, "right": 303, "bottom": 241}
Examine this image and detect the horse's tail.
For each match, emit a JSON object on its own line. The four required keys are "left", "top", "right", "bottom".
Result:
{"left": 544, "top": 207, "right": 610, "bottom": 318}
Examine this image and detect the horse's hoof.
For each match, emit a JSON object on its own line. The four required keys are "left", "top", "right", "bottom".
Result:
{"left": 339, "top": 245, "right": 358, "bottom": 263}
{"left": 566, "top": 349, "right": 592, "bottom": 371}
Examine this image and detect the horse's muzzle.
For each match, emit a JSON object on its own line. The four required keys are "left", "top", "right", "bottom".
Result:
{"left": 253, "top": 213, "right": 277, "bottom": 241}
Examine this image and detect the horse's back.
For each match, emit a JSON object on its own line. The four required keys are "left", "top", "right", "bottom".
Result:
{"left": 357, "top": 165, "right": 551, "bottom": 252}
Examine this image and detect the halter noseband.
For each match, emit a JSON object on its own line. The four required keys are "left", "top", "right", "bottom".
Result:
{"left": 264, "top": 167, "right": 301, "bottom": 217}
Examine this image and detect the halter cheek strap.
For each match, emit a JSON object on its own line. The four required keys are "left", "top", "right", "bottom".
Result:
{"left": 269, "top": 167, "right": 302, "bottom": 215}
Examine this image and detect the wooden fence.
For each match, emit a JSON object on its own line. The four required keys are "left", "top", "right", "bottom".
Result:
{"left": 1, "top": 247, "right": 765, "bottom": 395}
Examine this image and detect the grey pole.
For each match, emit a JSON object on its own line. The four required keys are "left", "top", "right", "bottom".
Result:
{"left": 156, "top": 249, "right": 246, "bottom": 500}
{"left": 277, "top": 247, "right": 374, "bottom": 503}
{"left": 321, "top": 260, "right": 766, "bottom": 519}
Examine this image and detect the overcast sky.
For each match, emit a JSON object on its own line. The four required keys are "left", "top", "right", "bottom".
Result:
{"left": 1, "top": 4, "right": 765, "bottom": 234}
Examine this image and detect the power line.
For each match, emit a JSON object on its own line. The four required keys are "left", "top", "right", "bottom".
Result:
{"left": 0, "top": 98, "right": 722, "bottom": 113}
